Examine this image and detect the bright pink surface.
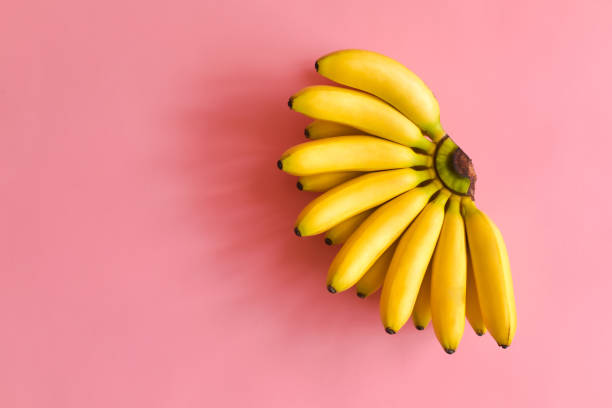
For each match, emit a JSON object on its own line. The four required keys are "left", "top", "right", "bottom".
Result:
{"left": 2, "top": 1, "right": 611, "bottom": 406}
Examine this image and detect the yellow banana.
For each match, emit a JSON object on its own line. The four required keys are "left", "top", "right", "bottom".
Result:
{"left": 277, "top": 136, "right": 432, "bottom": 176}
{"left": 295, "top": 168, "right": 433, "bottom": 238}
{"left": 326, "top": 180, "right": 441, "bottom": 293}
{"left": 305, "top": 119, "right": 367, "bottom": 140}
{"left": 463, "top": 198, "right": 517, "bottom": 348}
{"left": 465, "top": 251, "right": 486, "bottom": 336}
{"left": 289, "top": 85, "right": 435, "bottom": 153}
{"left": 297, "top": 171, "right": 362, "bottom": 192}
{"left": 412, "top": 264, "right": 432, "bottom": 330}
{"left": 316, "top": 49, "right": 445, "bottom": 140}
{"left": 380, "top": 190, "right": 450, "bottom": 334}
{"left": 324, "top": 209, "right": 374, "bottom": 245}
{"left": 431, "top": 195, "right": 466, "bottom": 354}
{"left": 355, "top": 241, "right": 398, "bottom": 298}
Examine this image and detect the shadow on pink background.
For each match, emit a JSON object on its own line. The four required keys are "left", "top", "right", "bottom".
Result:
{"left": 1, "top": 1, "right": 611, "bottom": 407}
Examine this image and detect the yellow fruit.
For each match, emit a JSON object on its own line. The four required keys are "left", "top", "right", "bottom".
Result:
{"left": 295, "top": 168, "right": 433, "bottom": 237}
{"left": 289, "top": 85, "right": 434, "bottom": 153}
{"left": 326, "top": 180, "right": 441, "bottom": 293}
{"left": 380, "top": 190, "right": 450, "bottom": 334}
{"left": 324, "top": 209, "right": 374, "bottom": 245}
{"left": 463, "top": 198, "right": 517, "bottom": 348}
{"left": 431, "top": 195, "right": 466, "bottom": 353}
{"left": 316, "top": 49, "right": 444, "bottom": 140}
{"left": 297, "top": 171, "right": 362, "bottom": 192}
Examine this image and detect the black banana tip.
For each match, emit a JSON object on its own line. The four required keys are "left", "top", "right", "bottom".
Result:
{"left": 315, "top": 60, "right": 319, "bottom": 71}
{"left": 327, "top": 285, "right": 336, "bottom": 294}
{"left": 444, "top": 348, "right": 456, "bottom": 355}
{"left": 356, "top": 292, "right": 366, "bottom": 299}
{"left": 324, "top": 238, "right": 333, "bottom": 245}
{"left": 296, "top": 182, "right": 303, "bottom": 191}
{"left": 500, "top": 344, "right": 509, "bottom": 349}
{"left": 415, "top": 325, "right": 425, "bottom": 331}
{"left": 304, "top": 128, "right": 310, "bottom": 138}
{"left": 294, "top": 227, "right": 301, "bottom": 237}
{"left": 277, "top": 160, "right": 283, "bottom": 170}
{"left": 476, "top": 330, "right": 484, "bottom": 336}
{"left": 385, "top": 327, "right": 396, "bottom": 335}
{"left": 288, "top": 97, "right": 294, "bottom": 109}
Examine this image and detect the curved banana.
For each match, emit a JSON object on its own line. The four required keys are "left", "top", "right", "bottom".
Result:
{"left": 297, "top": 171, "right": 362, "bottom": 192}
{"left": 295, "top": 169, "right": 433, "bottom": 237}
{"left": 316, "top": 49, "right": 445, "bottom": 140}
{"left": 324, "top": 209, "right": 374, "bottom": 245}
{"left": 462, "top": 198, "right": 516, "bottom": 348}
{"left": 431, "top": 195, "right": 466, "bottom": 354}
{"left": 289, "top": 85, "right": 435, "bottom": 153}
{"left": 465, "top": 251, "right": 486, "bottom": 336}
{"left": 278, "top": 136, "right": 432, "bottom": 176}
{"left": 412, "top": 264, "right": 432, "bottom": 330}
{"left": 326, "top": 180, "right": 441, "bottom": 293}
{"left": 305, "top": 119, "right": 367, "bottom": 140}
{"left": 380, "top": 190, "right": 450, "bottom": 334}
{"left": 355, "top": 241, "right": 398, "bottom": 298}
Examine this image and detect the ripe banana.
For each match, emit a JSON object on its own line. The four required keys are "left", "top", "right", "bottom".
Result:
{"left": 289, "top": 85, "right": 435, "bottom": 153}
{"left": 380, "top": 190, "right": 450, "bottom": 334}
{"left": 355, "top": 241, "right": 398, "bottom": 298}
{"left": 431, "top": 195, "right": 466, "bottom": 353}
{"left": 297, "top": 171, "right": 362, "bottom": 192}
{"left": 324, "top": 209, "right": 374, "bottom": 245}
{"left": 326, "top": 180, "right": 441, "bottom": 293}
{"left": 277, "top": 136, "right": 432, "bottom": 176}
{"left": 463, "top": 198, "right": 517, "bottom": 348}
{"left": 295, "top": 168, "right": 433, "bottom": 237}
{"left": 279, "top": 49, "right": 517, "bottom": 353}
{"left": 412, "top": 264, "right": 432, "bottom": 330}
{"left": 465, "top": 251, "right": 486, "bottom": 336}
{"left": 305, "top": 119, "right": 367, "bottom": 140}
{"left": 316, "top": 49, "right": 445, "bottom": 140}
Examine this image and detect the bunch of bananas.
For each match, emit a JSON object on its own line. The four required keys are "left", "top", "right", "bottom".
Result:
{"left": 277, "top": 50, "right": 516, "bottom": 354}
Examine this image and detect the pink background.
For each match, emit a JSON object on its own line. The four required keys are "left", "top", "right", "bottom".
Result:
{"left": 2, "top": 0, "right": 612, "bottom": 406}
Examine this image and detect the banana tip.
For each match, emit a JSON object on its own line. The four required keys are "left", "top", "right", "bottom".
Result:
{"left": 294, "top": 227, "right": 301, "bottom": 237}
{"left": 287, "top": 97, "right": 294, "bottom": 109}
{"left": 415, "top": 325, "right": 425, "bottom": 331}
{"left": 327, "top": 285, "right": 336, "bottom": 294}
{"left": 324, "top": 238, "right": 332, "bottom": 245}
{"left": 444, "top": 348, "right": 456, "bottom": 355}
{"left": 296, "top": 182, "right": 303, "bottom": 191}
{"left": 499, "top": 344, "right": 509, "bottom": 349}
{"left": 476, "top": 330, "right": 484, "bottom": 336}
{"left": 356, "top": 292, "right": 366, "bottom": 299}
{"left": 304, "top": 128, "right": 310, "bottom": 138}
{"left": 385, "top": 327, "right": 396, "bottom": 335}
{"left": 315, "top": 60, "right": 319, "bottom": 72}
{"left": 277, "top": 160, "right": 283, "bottom": 170}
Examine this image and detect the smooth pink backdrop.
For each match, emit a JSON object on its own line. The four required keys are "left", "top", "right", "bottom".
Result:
{"left": 2, "top": 1, "right": 612, "bottom": 406}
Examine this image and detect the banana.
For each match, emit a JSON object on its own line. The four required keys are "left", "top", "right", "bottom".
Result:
{"left": 465, "top": 251, "right": 486, "bottom": 336}
{"left": 297, "top": 171, "right": 362, "bottom": 192}
{"left": 355, "top": 241, "right": 398, "bottom": 298}
{"left": 277, "top": 136, "right": 432, "bottom": 176}
{"left": 380, "top": 190, "right": 450, "bottom": 334}
{"left": 326, "top": 180, "right": 441, "bottom": 293}
{"left": 462, "top": 198, "right": 516, "bottom": 348}
{"left": 289, "top": 85, "right": 435, "bottom": 153}
{"left": 412, "top": 264, "right": 432, "bottom": 330}
{"left": 295, "top": 168, "right": 433, "bottom": 237}
{"left": 305, "top": 119, "right": 367, "bottom": 140}
{"left": 316, "top": 49, "right": 445, "bottom": 140}
{"left": 431, "top": 195, "right": 466, "bottom": 354}
{"left": 324, "top": 209, "right": 374, "bottom": 245}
